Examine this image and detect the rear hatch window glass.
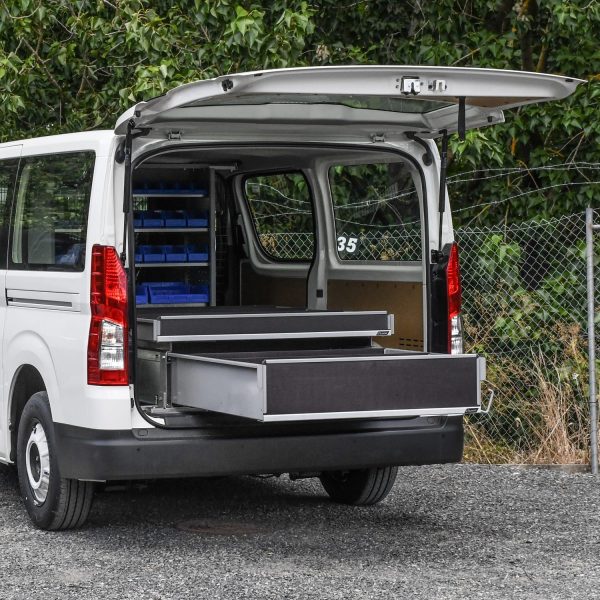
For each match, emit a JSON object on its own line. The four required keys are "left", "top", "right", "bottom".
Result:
{"left": 187, "top": 94, "right": 452, "bottom": 114}
{"left": 329, "top": 161, "right": 421, "bottom": 262}
{"left": 244, "top": 172, "right": 314, "bottom": 261}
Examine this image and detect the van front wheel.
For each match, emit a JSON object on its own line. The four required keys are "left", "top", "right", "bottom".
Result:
{"left": 17, "top": 392, "right": 94, "bottom": 530}
{"left": 319, "top": 466, "right": 398, "bottom": 506}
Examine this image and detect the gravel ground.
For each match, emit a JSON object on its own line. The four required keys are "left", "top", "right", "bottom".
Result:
{"left": 0, "top": 463, "right": 599, "bottom": 599}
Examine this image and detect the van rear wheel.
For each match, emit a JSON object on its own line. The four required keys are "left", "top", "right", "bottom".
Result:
{"left": 319, "top": 466, "right": 398, "bottom": 506}
{"left": 17, "top": 392, "right": 94, "bottom": 530}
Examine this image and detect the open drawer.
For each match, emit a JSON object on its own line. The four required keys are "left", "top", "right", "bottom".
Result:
{"left": 169, "top": 348, "right": 486, "bottom": 422}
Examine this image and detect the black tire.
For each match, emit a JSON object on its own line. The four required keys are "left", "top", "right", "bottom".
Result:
{"left": 17, "top": 392, "right": 94, "bottom": 530}
{"left": 319, "top": 466, "right": 398, "bottom": 506}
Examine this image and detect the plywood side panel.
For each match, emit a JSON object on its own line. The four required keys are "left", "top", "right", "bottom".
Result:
{"left": 241, "top": 263, "right": 307, "bottom": 307}
{"left": 327, "top": 280, "right": 423, "bottom": 350}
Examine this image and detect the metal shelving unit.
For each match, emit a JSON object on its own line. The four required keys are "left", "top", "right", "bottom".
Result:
{"left": 133, "top": 179, "right": 216, "bottom": 308}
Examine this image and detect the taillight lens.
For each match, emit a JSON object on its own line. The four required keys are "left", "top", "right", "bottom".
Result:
{"left": 87, "top": 245, "right": 129, "bottom": 385}
{"left": 447, "top": 242, "right": 463, "bottom": 354}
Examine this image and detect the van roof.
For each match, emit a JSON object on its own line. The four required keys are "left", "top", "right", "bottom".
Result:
{"left": 0, "top": 130, "right": 115, "bottom": 156}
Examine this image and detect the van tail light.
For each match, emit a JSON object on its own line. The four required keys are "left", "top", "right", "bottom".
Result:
{"left": 447, "top": 242, "right": 463, "bottom": 354}
{"left": 87, "top": 245, "right": 129, "bottom": 385}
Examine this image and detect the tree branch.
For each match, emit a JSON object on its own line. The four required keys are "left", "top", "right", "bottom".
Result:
{"left": 517, "top": 0, "right": 538, "bottom": 72}
{"left": 486, "top": 0, "right": 516, "bottom": 34}
{"left": 21, "top": 37, "right": 63, "bottom": 95}
{"left": 536, "top": 41, "right": 548, "bottom": 72}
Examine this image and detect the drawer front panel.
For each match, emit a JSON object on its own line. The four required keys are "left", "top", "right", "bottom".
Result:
{"left": 265, "top": 356, "right": 479, "bottom": 416}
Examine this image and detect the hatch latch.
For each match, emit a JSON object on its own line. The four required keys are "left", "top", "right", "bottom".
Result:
{"left": 167, "top": 130, "right": 182, "bottom": 141}
{"left": 399, "top": 77, "right": 421, "bottom": 95}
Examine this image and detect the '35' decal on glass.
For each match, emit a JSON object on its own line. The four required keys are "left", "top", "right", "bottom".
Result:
{"left": 337, "top": 236, "right": 358, "bottom": 253}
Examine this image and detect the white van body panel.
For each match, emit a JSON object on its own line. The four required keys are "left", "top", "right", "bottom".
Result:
{"left": 0, "top": 133, "right": 132, "bottom": 459}
{"left": 5, "top": 130, "right": 114, "bottom": 158}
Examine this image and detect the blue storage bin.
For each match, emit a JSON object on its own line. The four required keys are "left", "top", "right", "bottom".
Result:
{"left": 139, "top": 245, "right": 165, "bottom": 263}
{"left": 135, "top": 285, "right": 148, "bottom": 305}
{"left": 145, "top": 281, "right": 179, "bottom": 288}
{"left": 186, "top": 211, "right": 209, "bottom": 227}
{"left": 164, "top": 245, "right": 187, "bottom": 262}
{"left": 133, "top": 182, "right": 153, "bottom": 195}
{"left": 148, "top": 283, "right": 209, "bottom": 304}
{"left": 133, "top": 211, "right": 143, "bottom": 228}
{"left": 164, "top": 210, "right": 187, "bottom": 227}
{"left": 142, "top": 210, "right": 164, "bottom": 228}
{"left": 134, "top": 250, "right": 143, "bottom": 263}
{"left": 188, "top": 284, "right": 210, "bottom": 303}
{"left": 133, "top": 183, "right": 208, "bottom": 196}
{"left": 186, "top": 244, "right": 209, "bottom": 262}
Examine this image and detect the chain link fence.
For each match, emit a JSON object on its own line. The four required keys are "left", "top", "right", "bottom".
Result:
{"left": 457, "top": 209, "right": 599, "bottom": 464}
{"left": 259, "top": 229, "right": 422, "bottom": 262}
{"left": 259, "top": 212, "right": 599, "bottom": 464}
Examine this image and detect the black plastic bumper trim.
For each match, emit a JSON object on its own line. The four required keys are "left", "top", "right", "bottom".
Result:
{"left": 53, "top": 417, "right": 464, "bottom": 481}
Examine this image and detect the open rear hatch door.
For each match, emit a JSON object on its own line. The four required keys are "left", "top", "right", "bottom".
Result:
{"left": 115, "top": 65, "right": 583, "bottom": 140}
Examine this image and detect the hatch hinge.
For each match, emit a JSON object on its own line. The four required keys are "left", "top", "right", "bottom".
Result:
{"left": 167, "top": 130, "right": 182, "bottom": 141}
{"left": 370, "top": 133, "right": 386, "bottom": 143}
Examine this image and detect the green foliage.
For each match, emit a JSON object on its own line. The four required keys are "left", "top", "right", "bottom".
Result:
{"left": 309, "top": 0, "right": 600, "bottom": 224}
{"left": 0, "top": 0, "right": 316, "bottom": 136}
{"left": 0, "top": 0, "right": 598, "bottom": 224}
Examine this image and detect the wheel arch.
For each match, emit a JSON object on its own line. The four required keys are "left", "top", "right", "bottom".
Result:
{"left": 8, "top": 366, "right": 47, "bottom": 462}
{"left": 6, "top": 332, "right": 60, "bottom": 462}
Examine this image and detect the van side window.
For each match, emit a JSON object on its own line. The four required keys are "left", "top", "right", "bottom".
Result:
{"left": 328, "top": 162, "right": 421, "bottom": 262}
{"left": 0, "top": 158, "right": 20, "bottom": 267}
{"left": 10, "top": 151, "right": 95, "bottom": 271}
{"left": 244, "top": 172, "right": 314, "bottom": 261}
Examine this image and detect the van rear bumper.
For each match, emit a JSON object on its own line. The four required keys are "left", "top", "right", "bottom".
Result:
{"left": 53, "top": 417, "right": 464, "bottom": 481}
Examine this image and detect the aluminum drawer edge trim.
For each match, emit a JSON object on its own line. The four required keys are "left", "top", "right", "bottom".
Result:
{"left": 158, "top": 310, "right": 389, "bottom": 321}
{"left": 156, "top": 329, "right": 392, "bottom": 342}
{"left": 262, "top": 407, "right": 477, "bottom": 422}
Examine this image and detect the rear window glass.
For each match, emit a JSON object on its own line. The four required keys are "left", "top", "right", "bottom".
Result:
{"left": 10, "top": 151, "right": 95, "bottom": 271}
{"left": 189, "top": 94, "right": 452, "bottom": 114}
{"left": 328, "top": 161, "right": 421, "bottom": 262}
{"left": 244, "top": 172, "right": 314, "bottom": 261}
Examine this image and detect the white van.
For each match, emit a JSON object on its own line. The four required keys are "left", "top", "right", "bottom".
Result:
{"left": 0, "top": 66, "right": 581, "bottom": 529}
